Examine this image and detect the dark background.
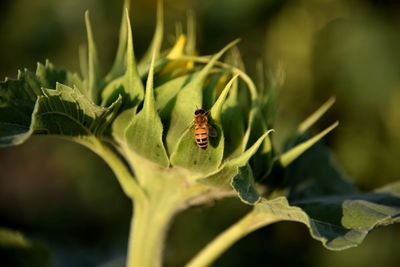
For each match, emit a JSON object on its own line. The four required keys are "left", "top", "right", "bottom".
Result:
{"left": 1, "top": 0, "right": 400, "bottom": 266}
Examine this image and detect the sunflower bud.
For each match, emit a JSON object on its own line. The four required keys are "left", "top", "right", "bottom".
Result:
{"left": 104, "top": 6, "right": 338, "bottom": 205}
{"left": 0, "top": 1, "right": 343, "bottom": 266}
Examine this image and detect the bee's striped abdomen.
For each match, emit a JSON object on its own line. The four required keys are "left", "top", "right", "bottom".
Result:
{"left": 195, "top": 125, "right": 208, "bottom": 150}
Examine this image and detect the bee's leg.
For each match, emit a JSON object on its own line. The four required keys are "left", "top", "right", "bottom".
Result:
{"left": 180, "top": 124, "right": 195, "bottom": 136}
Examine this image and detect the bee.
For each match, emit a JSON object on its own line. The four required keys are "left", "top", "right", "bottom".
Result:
{"left": 191, "top": 108, "right": 217, "bottom": 150}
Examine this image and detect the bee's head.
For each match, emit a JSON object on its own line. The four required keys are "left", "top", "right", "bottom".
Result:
{"left": 194, "top": 108, "right": 206, "bottom": 115}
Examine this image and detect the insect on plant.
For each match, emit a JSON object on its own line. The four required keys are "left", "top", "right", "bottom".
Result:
{"left": 191, "top": 108, "right": 217, "bottom": 150}
{"left": 1, "top": 0, "right": 400, "bottom": 266}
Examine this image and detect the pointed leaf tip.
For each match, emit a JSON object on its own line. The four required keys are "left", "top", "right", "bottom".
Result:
{"left": 85, "top": 10, "right": 102, "bottom": 104}
{"left": 124, "top": 7, "right": 145, "bottom": 108}
{"left": 105, "top": 1, "right": 132, "bottom": 82}
{"left": 210, "top": 74, "right": 239, "bottom": 122}
{"left": 280, "top": 121, "right": 339, "bottom": 167}
{"left": 298, "top": 96, "right": 336, "bottom": 134}
{"left": 144, "top": 44, "right": 157, "bottom": 111}
{"left": 186, "top": 9, "right": 196, "bottom": 54}
{"left": 197, "top": 38, "right": 240, "bottom": 83}
{"left": 138, "top": 0, "right": 164, "bottom": 68}
{"left": 124, "top": 43, "right": 169, "bottom": 168}
{"left": 102, "top": 9, "right": 144, "bottom": 110}
{"left": 230, "top": 129, "right": 274, "bottom": 167}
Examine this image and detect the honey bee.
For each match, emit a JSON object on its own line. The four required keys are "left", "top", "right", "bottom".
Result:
{"left": 191, "top": 108, "right": 217, "bottom": 150}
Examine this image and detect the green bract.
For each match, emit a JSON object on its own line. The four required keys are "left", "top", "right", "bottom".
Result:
{"left": 1, "top": 0, "right": 399, "bottom": 266}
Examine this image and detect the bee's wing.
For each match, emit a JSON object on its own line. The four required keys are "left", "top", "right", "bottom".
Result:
{"left": 207, "top": 124, "right": 217, "bottom": 137}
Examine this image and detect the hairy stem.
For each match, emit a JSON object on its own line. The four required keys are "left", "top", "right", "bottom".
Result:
{"left": 123, "top": 158, "right": 216, "bottom": 267}
{"left": 83, "top": 138, "right": 143, "bottom": 200}
{"left": 186, "top": 210, "right": 281, "bottom": 267}
{"left": 127, "top": 195, "right": 178, "bottom": 267}
{"left": 126, "top": 172, "right": 192, "bottom": 267}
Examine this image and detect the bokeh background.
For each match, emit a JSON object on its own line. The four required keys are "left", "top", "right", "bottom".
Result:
{"left": 1, "top": 0, "right": 400, "bottom": 266}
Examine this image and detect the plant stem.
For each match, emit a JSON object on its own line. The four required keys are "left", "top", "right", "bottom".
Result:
{"left": 83, "top": 138, "right": 143, "bottom": 199}
{"left": 186, "top": 210, "right": 280, "bottom": 267}
{"left": 126, "top": 177, "right": 186, "bottom": 267}
{"left": 127, "top": 199, "right": 173, "bottom": 267}
{"left": 123, "top": 155, "right": 213, "bottom": 267}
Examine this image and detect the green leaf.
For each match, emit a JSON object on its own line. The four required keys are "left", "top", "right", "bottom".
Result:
{"left": 251, "top": 140, "right": 399, "bottom": 250}
{"left": 154, "top": 71, "right": 198, "bottom": 111}
{"left": 239, "top": 62, "right": 274, "bottom": 180}
{"left": 283, "top": 97, "right": 336, "bottom": 152}
{"left": 209, "top": 74, "right": 238, "bottom": 120}
{"left": 253, "top": 185, "right": 400, "bottom": 250}
{"left": 0, "top": 62, "right": 86, "bottom": 146}
{"left": 169, "top": 124, "right": 224, "bottom": 176}
{"left": 224, "top": 45, "right": 246, "bottom": 70}
{"left": 170, "top": 74, "right": 238, "bottom": 175}
{"left": 101, "top": 11, "right": 144, "bottom": 111}
{"left": 101, "top": 76, "right": 125, "bottom": 106}
{"left": 0, "top": 228, "right": 32, "bottom": 248}
{"left": 295, "top": 183, "right": 400, "bottom": 249}
{"left": 185, "top": 9, "right": 196, "bottom": 55}
{"left": 260, "top": 63, "right": 284, "bottom": 128}
{"left": 0, "top": 71, "right": 39, "bottom": 146}
{"left": 188, "top": 179, "right": 400, "bottom": 267}
{"left": 286, "top": 140, "right": 356, "bottom": 201}
{"left": 36, "top": 60, "right": 85, "bottom": 95}
{"left": 280, "top": 121, "right": 339, "bottom": 167}
{"left": 231, "top": 164, "right": 260, "bottom": 204}
{"left": 220, "top": 48, "right": 247, "bottom": 158}
{"left": 105, "top": 0, "right": 132, "bottom": 82}
{"left": 0, "top": 227, "right": 51, "bottom": 267}
{"left": 34, "top": 83, "right": 122, "bottom": 139}
{"left": 125, "top": 48, "right": 169, "bottom": 168}
{"left": 228, "top": 130, "right": 273, "bottom": 169}
{"left": 138, "top": 0, "right": 164, "bottom": 71}
{"left": 200, "top": 130, "right": 273, "bottom": 191}
{"left": 165, "top": 39, "right": 240, "bottom": 153}
{"left": 79, "top": 44, "right": 88, "bottom": 80}
{"left": 112, "top": 107, "right": 135, "bottom": 145}
{"left": 297, "top": 96, "right": 336, "bottom": 135}
{"left": 202, "top": 72, "right": 224, "bottom": 111}
{"left": 220, "top": 78, "right": 245, "bottom": 159}
{"left": 375, "top": 181, "right": 400, "bottom": 197}
{"left": 85, "top": 11, "right": 103, "bottom": 104}
{"left": 248, "top": 108, "right": 274, "bottom": 180}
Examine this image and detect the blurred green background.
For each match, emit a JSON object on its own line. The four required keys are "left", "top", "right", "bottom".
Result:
{"left": 1, "top": 0, "right": 400, "bottom": 266}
